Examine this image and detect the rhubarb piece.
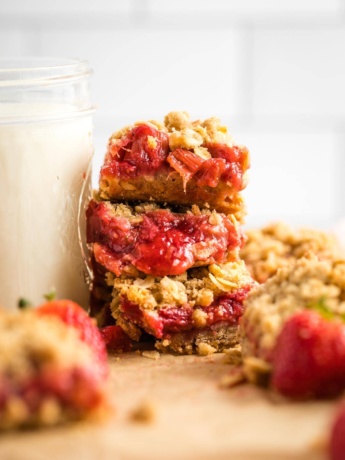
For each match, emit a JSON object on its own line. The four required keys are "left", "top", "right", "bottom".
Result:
{"left": 0, "top": 310, "right": 108, "bottom": 430}
{"left": 86, "top": 200, "right": 243, "bottom": 278}
{"left": 241, "top": 221, "right": 341, "bottom": 283}
{"left": 99, "top": 112, "right": 250, "bottom": 219}
{"left": 106, "top": 260, "right": 255, "bottom": 355}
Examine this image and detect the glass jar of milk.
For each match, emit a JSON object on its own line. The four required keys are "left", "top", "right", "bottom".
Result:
{"left": 0, "top": 58, "right": 94, "bottom": 310}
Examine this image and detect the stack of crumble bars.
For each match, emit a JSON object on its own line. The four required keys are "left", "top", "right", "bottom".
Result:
{"left": 86, "top": 111, "right": 255, "bottom": 354}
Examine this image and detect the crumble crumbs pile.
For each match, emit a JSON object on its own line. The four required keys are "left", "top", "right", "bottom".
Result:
{"left": 241, "top": 222, "right": 341, "bottom": 283}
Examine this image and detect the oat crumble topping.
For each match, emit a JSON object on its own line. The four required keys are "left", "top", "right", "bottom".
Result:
{"left": 241, "top": 221, "right": 342, "bottom": 283}
{"left": 108, "top": 260, "right": 253, "bottom": 312}
{"left": 240, "top": 254, "right": 345, "bottom": 363}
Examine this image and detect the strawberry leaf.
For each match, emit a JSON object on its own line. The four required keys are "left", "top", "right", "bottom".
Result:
{"left": 44, "top": 289, "right": 57, "bottom": 302}
{"left": 308, "top": 296, "right": 336, "bottom": 321}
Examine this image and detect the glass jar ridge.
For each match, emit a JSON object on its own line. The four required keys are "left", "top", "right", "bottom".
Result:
{"left": 0, "top": 57, "right": 95, "bottom": 123}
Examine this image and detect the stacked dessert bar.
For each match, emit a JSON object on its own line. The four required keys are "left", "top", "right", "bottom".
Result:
{"left": 87, "top": 111, "right": 255, "bottom": 354}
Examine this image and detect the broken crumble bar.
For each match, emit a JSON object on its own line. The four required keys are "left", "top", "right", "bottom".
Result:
{"left": 0, "top": 310, "right": 108, "bottom": 430}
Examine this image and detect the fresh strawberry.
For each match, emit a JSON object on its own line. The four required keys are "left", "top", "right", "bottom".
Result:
{"left": 100, "top": 325, "right": 133, "bottom": 352}
{"left": 271, "top": 309, "right": 345, "bottom": 399}
{"left": 330, "top": 403, "right": 345, "bottom": 460}
{"left": 36, "top": 299, "right": 108, "bottom": 378}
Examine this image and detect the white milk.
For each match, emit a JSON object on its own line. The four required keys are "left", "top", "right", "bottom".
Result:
{"left": 0, "top": 106, "right": 93, "bottom": 309}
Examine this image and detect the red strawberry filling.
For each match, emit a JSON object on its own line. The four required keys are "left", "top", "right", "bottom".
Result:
{"left": 0, "top": 366, "right": 106, "bottom": 421}
{"left": 86, "top": 200, "right": 243, "bottom": 277}
{"left": 100, "top": 124, "right": 248, "bottom": 191}
{"left": 118, "top": 286, "right": 251, "bottom": 339}
{"left": 101, "top": 124, "right": 170, "bottom": 178}
{"left": 100, "top": 325, "right": 133, "bottom": 352}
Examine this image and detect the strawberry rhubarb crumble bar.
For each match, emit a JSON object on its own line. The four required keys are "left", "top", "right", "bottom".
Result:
{"left": 99, "top": 111, "right": 250, "bottom": 220}
{"left": 108, "top": 260, "right": 254, "bottom": 354}
{"left": 88, "top": 111, "right": 253, "bottom": 355}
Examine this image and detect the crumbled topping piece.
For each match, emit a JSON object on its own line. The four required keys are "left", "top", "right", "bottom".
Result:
{"left": 164, "top": 111, "right": 190, "bottom": 131}
{"left": 219, "top": 367, "right": 246, "bottom": 388}
{"left": 129, "top": 400, "right": 156, "bottom": 423}
{"left": 192, "top": 309, "right": 208, "bottom": 328}
{"left": 243, "top": 356, "right": 272, "bottom": 386}
{"left": 160, "top": 277, "right": 188, "bottom": 305}
{"left": 224, "top": 344, "right": 243, "bottom": 366}
{"left": 197, "top": 343, "right": 217, "bottom": 356}
{"left": 142, "top": 351, "right": 160, "bottom": 360}
{"left": 169, "top": 128, "right": 204, "bottom": 151}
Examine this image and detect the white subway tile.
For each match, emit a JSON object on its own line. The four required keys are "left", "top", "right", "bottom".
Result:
{"left": 1, "top": 0, "right": 339, "bottom": 16}
{"left": 39, "top": 29, "right": 243, "bottom": 119}
{"left": 238, "top": 131, "right": 339, "bottom": 228}
{"left": 253, "top": 29, "right": 345, "bottom": 117}
{"left": 0, "top": 0, "right": 132, "bottom": 14}
{"left": 148, "top": 0, "right": 340, "bottom": 15}
{"left": 0, "top": 30, "right": 23, "bottom": 57}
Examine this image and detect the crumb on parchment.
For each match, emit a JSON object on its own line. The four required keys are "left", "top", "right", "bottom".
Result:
{"left": 129, "top": 400, "right": 156, "bottom": 423}
{"left": 142, "top": 351, "right": 160, "bottom": 360}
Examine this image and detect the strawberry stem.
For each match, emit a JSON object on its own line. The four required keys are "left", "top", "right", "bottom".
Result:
{"left": 18, "top": 298, "right": 32, "bottom": 309}
{"left": 44, "top": 289, "right": 57, "bottom": 302}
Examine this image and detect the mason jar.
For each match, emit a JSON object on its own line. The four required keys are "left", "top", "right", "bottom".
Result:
{"left": 0, "top": 57, "right": 95, "bottom": 310}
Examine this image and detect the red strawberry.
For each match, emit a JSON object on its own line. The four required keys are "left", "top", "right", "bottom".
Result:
{"left": 100, "top": 325, "right": 133, "bottom": 352}
{"left": 36, "top": 300, "right": 108, "bottom": 379}
{"left": 330, "top": 403, "right": 345, "bottom": 460}
{"left": 271, "top": 310, "right": 345, "bottom": 399}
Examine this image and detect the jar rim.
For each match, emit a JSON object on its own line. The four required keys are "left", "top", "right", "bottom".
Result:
{"left": 0, "top": 57, "right": 92, "bottom": 87}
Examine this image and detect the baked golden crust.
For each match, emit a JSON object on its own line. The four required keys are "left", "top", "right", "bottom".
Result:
{"left": 156, "top": 322, "right": 238, "bottom": 355}
{"left": 99, "top": 174, "right": 246, "bottom": 219}
{"left": 241, "top": 222, "right": 341, "bottom": 283}
{"left": 240, "top": 255, "right": 345, "bottom": 363}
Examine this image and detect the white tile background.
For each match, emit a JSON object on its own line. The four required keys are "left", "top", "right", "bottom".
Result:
{"left": 1, "top": 0, "right": 345, "bottom": 229}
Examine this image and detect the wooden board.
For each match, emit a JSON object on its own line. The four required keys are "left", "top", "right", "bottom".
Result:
{"left": 0, "top": 353, "right": 337, "bottom": 460}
